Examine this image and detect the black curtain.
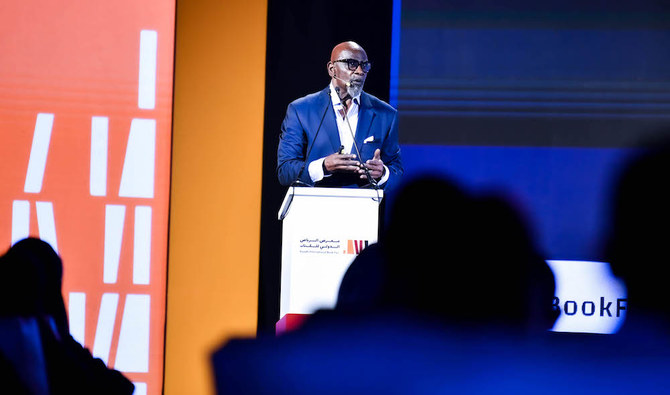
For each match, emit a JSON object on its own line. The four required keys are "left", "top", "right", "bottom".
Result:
{"left": 258, "top": 0, "right": 394, "bottom": 333}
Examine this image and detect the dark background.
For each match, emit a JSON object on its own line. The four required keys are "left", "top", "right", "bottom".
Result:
{"left": 258, "top": 0, "right": 393, "bottom": 333}
{"left": 397, "top": 1, "right": 670, "bottom": 147}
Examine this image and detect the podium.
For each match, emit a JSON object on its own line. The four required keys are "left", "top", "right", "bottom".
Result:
{"left": 278, "top": 187, "right": 383, "bottom": 321}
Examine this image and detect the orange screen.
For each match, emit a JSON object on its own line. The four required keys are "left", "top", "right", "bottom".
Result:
{"left": 0, "top": 2, "right": 175, "bottom": 394}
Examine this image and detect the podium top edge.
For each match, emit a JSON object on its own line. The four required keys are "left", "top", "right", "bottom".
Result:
{"left": 279, "top": 186, "right": 384, "bottom": 220}
{"left": 289, "top": 186, "right": 384, "bottom": 199}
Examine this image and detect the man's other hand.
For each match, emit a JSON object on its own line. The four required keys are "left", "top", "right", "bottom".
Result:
{"left": 324, "top": 153, "right": 361, "bottom": 174}
{"left": 362, "top": 149, "right": 384, "bottom": 180}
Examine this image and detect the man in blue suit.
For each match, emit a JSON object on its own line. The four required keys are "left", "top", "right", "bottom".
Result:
{"left": 277, "top": 41, "right": 403, "bottom": 188}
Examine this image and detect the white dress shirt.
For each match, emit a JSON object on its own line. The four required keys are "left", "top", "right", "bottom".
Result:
{"left": 308, "top": 83, "right": 389, "bottom": 185}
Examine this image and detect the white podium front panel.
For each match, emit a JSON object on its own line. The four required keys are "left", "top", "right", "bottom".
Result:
{"left": 279, "top": 187, "right": 382, "bottom": 318}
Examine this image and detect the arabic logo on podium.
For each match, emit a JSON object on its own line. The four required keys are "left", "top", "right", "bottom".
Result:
{"left": 346, "top": 239, "right": 369, "bottom": 255}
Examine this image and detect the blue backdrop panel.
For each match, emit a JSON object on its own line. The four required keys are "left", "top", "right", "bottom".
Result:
{"left": 397, "top": 145, "right": 635, "bottom": 261}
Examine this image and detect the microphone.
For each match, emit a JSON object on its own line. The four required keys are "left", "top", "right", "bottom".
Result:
{"left": 335, "top": 87, "right": 378, "bottom": 190}
{"left": 333, "top": 75, "right": 351, "bottom": 87}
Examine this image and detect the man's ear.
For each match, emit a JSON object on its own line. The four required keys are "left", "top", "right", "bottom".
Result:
{"left": 327, "top": 61, "right": 334, "bottom": 77}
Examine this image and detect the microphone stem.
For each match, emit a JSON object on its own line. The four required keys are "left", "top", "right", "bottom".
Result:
{"left": 342, "top": 106, "right": 377, "bottom": 189}
{"left": 335, "top": 85, "right": 377, "bottom": 189}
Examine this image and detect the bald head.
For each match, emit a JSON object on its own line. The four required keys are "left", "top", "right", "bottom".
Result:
{"left": 328, "top": 41, "right": 370, "bottom": 99}
{"left": 330, "top": 41, "right": 367, "bottom": 62}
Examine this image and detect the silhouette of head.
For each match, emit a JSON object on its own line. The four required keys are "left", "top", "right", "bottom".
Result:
{"left": 472, "top": 194, "right": 557, "bottom": 332}
{"left": 607, "top": 142, "right": 670, "bottom": 322}
{"left": 378, "top": 175, "right": 555, "bottom": 332}
{"left": 0, "top": 238, "right": 68, "bottom": 334}
{"left": 381, "top": 175, "right": 470, "bottom": 313}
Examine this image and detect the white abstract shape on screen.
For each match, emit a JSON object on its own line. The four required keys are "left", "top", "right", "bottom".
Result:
{"left": 104, "top": 205, "right": 126, "bottom": 284}
{"left": 91, "top": 293, "right": 120, "bottom": 366}
{"left": 118, "top": 119, "right": 156, "bottom": 198}
{"left": 35, "top": 201, "right": 58, "bottom": 253}
{"left": 138, "top": 30, "right": 158, "bottom": 110}
{"left": 11, "top": 200, "right": 30, "bottom": 245}
{"left": 68, "top": 292, "right": 87, "bottom": 345}
{"left": 90, "top": 116, "right": 109, "bottom": 196}
{"left": 24, "top": 113, "right": 54, "bottom": 193}
{"left": 114, "top": 294, "right": 150, "bottom": 372}
{"left": 133, "top": 206, "right": 152, "bottom": 285}
{"left": 11, "top": 200, "right": 58, "bottom": 253}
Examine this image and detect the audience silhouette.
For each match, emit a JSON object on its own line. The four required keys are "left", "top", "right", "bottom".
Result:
{"left": 338, "top": 175, "right": 557, "bottom": 334}
{"left": 7, "top": 144, "right": 670, "bottom": 394}
{"left": 606, "top": 142, "right": 670, "bottom": 343}
{"left": 0, "top": 238, "right": 134, "bottom": 395}
{"left": 213, "top": 174, "right": 561, "bottom": 394}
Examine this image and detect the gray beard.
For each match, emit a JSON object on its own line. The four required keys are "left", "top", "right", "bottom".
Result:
{"left": 347, "top": 83, "right": 363, "bottom": 98}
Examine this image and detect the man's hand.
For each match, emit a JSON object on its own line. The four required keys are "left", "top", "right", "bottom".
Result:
{"left": 362, "top": 149, "right": 384, "bottom": 180}
{"left": 323, "top": 153, "right": 361, "bottom": 174}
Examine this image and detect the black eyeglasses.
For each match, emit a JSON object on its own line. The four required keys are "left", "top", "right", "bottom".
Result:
{"left": 333, "top": 59, "right": 372, "bottom": 73}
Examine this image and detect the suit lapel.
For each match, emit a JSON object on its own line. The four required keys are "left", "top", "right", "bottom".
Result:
{"left": 319, "top": 87, "right": 341, "bottom": 153}
{"left": 355, "top": 92, "right": 375, "bottom": 155}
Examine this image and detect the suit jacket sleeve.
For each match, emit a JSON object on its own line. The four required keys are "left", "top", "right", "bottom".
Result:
{"left": 380, "top": 109, "right": 403, "bottom": 190}
{"left": 277, "top": 102, "right": 311, "bottom": 186}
